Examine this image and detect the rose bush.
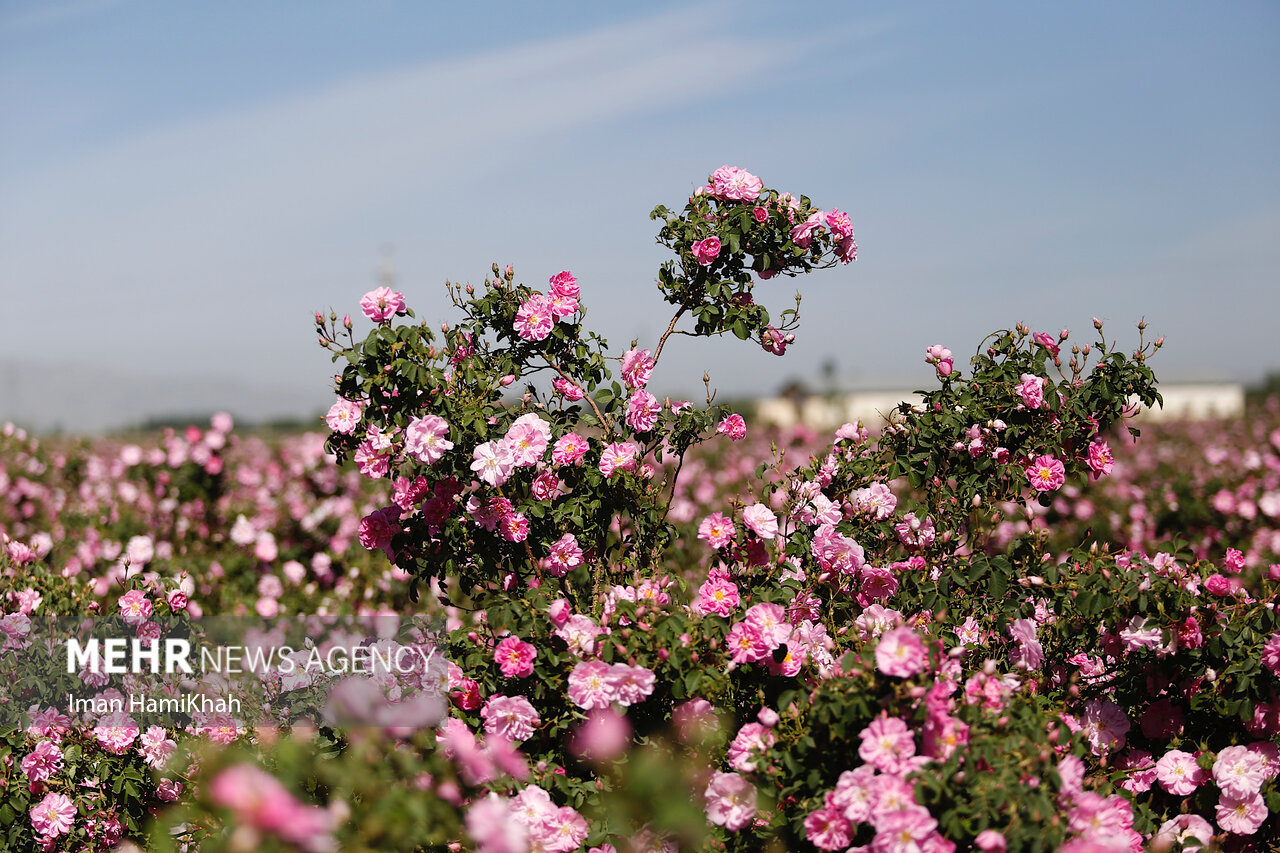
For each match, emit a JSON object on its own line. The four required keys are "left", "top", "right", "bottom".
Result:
{"left": 0, "top": 166, "right": 1275, "bottom": 850}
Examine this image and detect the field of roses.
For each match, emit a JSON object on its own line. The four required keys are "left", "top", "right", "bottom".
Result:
{"left": 1, "top": 167, "right": 1277, "bottom": 852}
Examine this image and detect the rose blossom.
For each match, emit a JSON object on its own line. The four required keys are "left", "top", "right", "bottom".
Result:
{"left": 691, "top": 237, "right": 722, "bottom": 265}
{"left": 1025, "top": 454, "right": 1066, "bottom": 492}
{"left": 626, "top": 390, "right": 661, "bottom": 433}
{"left": 1086, "top": 439, "right": 1114, "bottom": 479}
{"left": 514, "top": 294, "right": 555, "bottom": 341}
{"left": 481, "top": 695, "right": 541, "bottom": 742}
{"left": 875, "top": 626, "right": 928, "bottom": 678}
{"left": 1016, "top": 373, "right": 1045, "bottom": 409}
{"left": 704, "top": 771, "right": 757, "bottom": 832}
{"left": 405, "top": 415, "right": 453, "bottom": 464}
{"left": 620, "top": 348, "right": 654, "bottom": 389}
{"left": 118, "top": 589, "right": 152, "bottom": 626}
{"left": 698, "top": 513, "right": 735, "bottom": 548}
{"left": 742, "top": 503, "right": 778, "bottom": 540}
{"left": 494, "top": 636, "right": 537, "bottom": 679}
{"left": 325, "top": 397, "right": 363, "bottom": 434}
{"left": 30, "top": 792, "right": 76, "bottom": 840}
{"left": 716, "top": 414, "right": 746, "bottom": 441}
{"left": 360, "top": 286, "right": 405, "bottom": 322}
{"left": 709, "top": 165, "right": 763, "bottom": 201}
{"left": 21, "top": 740, "right": 63, "bottom": 782}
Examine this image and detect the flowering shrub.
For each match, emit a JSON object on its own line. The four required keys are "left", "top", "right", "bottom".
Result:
{"left": 1, "top": 167, "right": 1277, "bottom": 850}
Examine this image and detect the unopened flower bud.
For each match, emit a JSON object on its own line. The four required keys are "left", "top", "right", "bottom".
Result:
{"left": 441, "top": 322, "right": 450, "bottom": 333}
{"left": 500, "top": 375, "right": 515, "bottom": 387}
{"left": 492, "top": 262, "right": 500, "bottom": 276}
{"left": 1059, "top": 329, "right": 1069, "bottom": 340}
{"left": 465, "top": 284, "right": 474, "bottom": 295}
{"left": 1093, "top": 317, "right": 1103, "bottom": 329}
{"left": 330, "top": 311, "right": 338, "bottom": 322}
{"left": 343, "top": 315, "right": 352, "bottom": 330}
{"left": 1154, "top": 337, "right": 1164, "bottom": 347}
{"left": 315, "top": 311, "right": 324, "bottom": 325}
{"left": 1138, "top": 319, "right": 1147, "bottom": 331}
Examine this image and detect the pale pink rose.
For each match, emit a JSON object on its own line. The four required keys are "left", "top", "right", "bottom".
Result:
{"left": 465, "top": 793, "right": 529, "bottom": 853}
{"left": 620, "top": 348, "right": 654, "bottom": 389}
{"left": 1216, "top": 791, "right": 1267, "bottom": 835}
{"left": 626, "top": 390, "right": 662, "bottom": 433}
{"left": 974, "top": 830, "right": 1007, "bottom": 853}
{"left": 858, "top": 714, "right": 917, "bottom": 774}
{"left": 694, "top": 577, "right": 739, "bottom": 617}
{"left": 325, "top": 398, "right": 363, "bottom": 434}
{"left": 872, "top": 807, "right": 937, "bottom": 850}
{"left": 1213, "top": 744, "right": 1268, "bottom": 798}
{"left": 167, "top": 590, "right": 188, "bottom": 611}
{"left": 1152, "top": 814, "right": 1213, "bottom": 850}
{"left": 117, "top": 589, "right": 152, "bottom": 626}
{"left": 606, "top": 664, "right": 655, "bottom": 707}
{"left": 725, "top": 620, "right": 769, "bottom": 664}
{"left": 726, "top": 722, "right": 776, "bottom": 772}
{"left": 1078, "top": 698, "right": 1129, "bottom": 756}
{"left": 481, "top": 695, "right": 540, "bottom": 742}
{"left": 691, "top": 237, "right": 722, "bottom": 265}
{"left": 210, "top": 763, "right": 336, "bottom": 851}
{"left": 569, "top": 707, "right": 631, "bottom": 762}
{"left": 544, "top": 533, "right": 584, "bottom": 577}
{"left": 567, "top": 660, "right": 617, "bottom": 710}
{"left": 704, "top": 771, "right": 757, "bottom": 831}
{"left": 742, "top": 503, "right": 778, "bottom": 540}
{"left": 514, "top": 294, "right": 554, "bottom": 341}
{"left": 1016, "top": 373, "right": 1045, "bottom": 409}
{"left": 709, "top": 165, "right": 763, "bottom": 201}
{"left": 1025, "top": 454, "right": 1066, "bottom": 492}
{"left": 531, "top": 805, "right": 588, "bottom": 853}
{"left": 472, "top": 439, "right": 516, "bottom": 487}
{"left": 360, "top": 286, "right": 405, "bottom": 322}
{"left": 92, "top": 712, "right": 140, "bottom": 754}
{"left": 875, "top": 626, "right": 928, "bottom": 678}
{"left": 697, "top": 513, "right": 735, "bottom": 549}
{"left": 30, "top": 791, "right": 76, "bottom": 839}
{"left": 598, "top": 441, "right": 639, "bottom": 477}
{"left": 404, "top": 415, "right": 453, "bottom": 464}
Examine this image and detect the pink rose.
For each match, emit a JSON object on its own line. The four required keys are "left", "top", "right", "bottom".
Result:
{"left": 716, "top": 414, "right": 746, "bottom": 441}
{"left": 1025, "top": 454, "right": 1066, "bottom": 492}
{"left": 360, "top": 286, "right": 406, "bottom": 323}
{"left": 691, "top": 237, "right": 722, "bottom": 265}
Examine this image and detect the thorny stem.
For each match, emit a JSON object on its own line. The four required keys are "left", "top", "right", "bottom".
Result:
{"left": 652, "top": 307, "right": 687, "bottom": 366}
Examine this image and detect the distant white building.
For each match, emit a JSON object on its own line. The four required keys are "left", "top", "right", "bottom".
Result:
{"left": 1128, "top": 383, "right": 1244, "bottom": 422}
{"left": 754, "top": 383, "right": 1245, "bottom": 430}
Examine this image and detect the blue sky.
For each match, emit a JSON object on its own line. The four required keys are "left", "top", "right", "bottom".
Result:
{"left": 1, "top": 0, "right": 1277, "bottom": 427}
